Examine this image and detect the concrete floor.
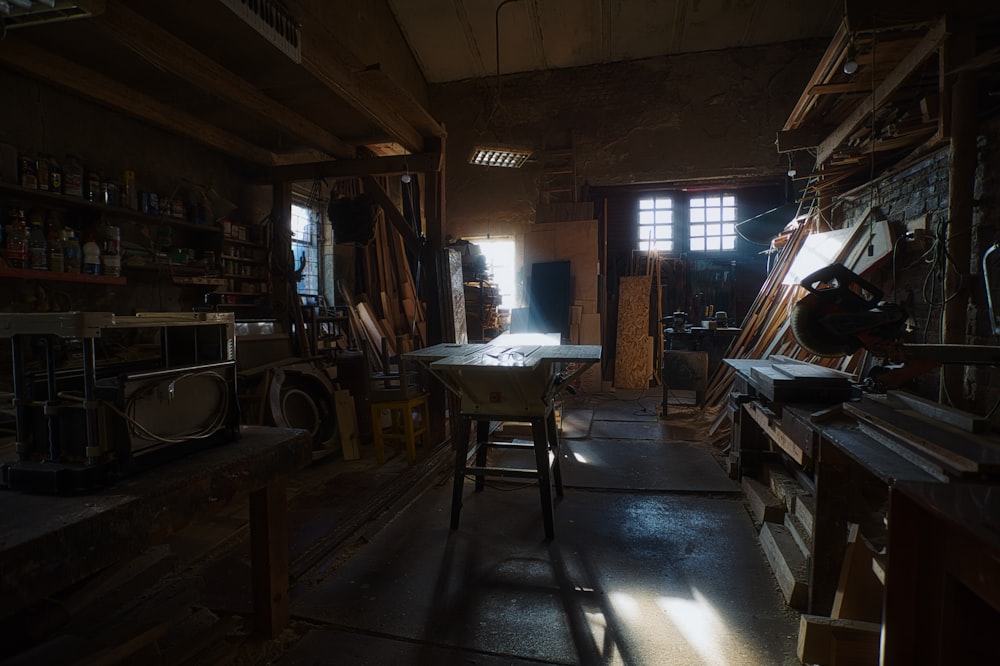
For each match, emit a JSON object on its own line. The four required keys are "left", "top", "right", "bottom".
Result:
{"left": 269, "top": 392, "right": 801, "bottom": 665}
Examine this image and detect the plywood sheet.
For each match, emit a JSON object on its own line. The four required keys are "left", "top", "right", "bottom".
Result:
{"left": 333, "top": 389, "right": 360, "bottom": 460}
{"left": 614, "top": 275, "right": 652, "bottom": 389}
{"left": 447, "top": 248, "right": 468, "bottom": 344}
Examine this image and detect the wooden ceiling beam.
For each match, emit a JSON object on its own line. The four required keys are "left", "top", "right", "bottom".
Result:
{"left": 296, "top": 6, "right": 444, "bottom": 154}
{"left": 255, "top": 151, "right": 442, "bottom": 184}
{"left": 0, "top": 35, "right": 276, "bottom": 165}
{"left": 96, "top": 3, "right": 356, "bottom": 160}
{"left": 814, "top": 16, "right": 948, "bottom": 167}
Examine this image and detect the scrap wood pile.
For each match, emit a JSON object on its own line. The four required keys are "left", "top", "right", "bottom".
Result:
{"left": 339, "top": 188, "right": 427, "bottom": 373}
{"left": 705, "top": 212, "right": 871, "bottom": 414}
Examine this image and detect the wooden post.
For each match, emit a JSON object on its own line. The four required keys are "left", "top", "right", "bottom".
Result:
{"left": 942, "top": 62, "right": 977, "bottom": 407}
{"left": 250, "top": 476, "right": 289, "bottom": 639}
{"left": 810, "top": 438, "right": 851, "bottom": 616}
{"left": 423, "top": 137, "right": 448, "bottom": 447}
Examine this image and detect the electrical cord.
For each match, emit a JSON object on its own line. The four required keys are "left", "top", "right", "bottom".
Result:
{"left": 57, "top": 370, "right": 230, "bottom": 444}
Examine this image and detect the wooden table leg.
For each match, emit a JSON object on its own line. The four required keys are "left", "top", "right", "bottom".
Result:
{"left": 451, "top": 416, "right": 471, "bottom": 530}
{"left": 250, "top": 475, "right": 289, "bottom": 639}
{"left": 546, "top": 410, "right": 564, "bottom": 498}
{"left": 532, "top": 417, "right": 555, "bottom": 540}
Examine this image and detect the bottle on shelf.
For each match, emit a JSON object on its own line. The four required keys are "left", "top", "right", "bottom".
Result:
{"left": 27, "top": 213, "right": 48, "bottom": 270}
{"left": 62, "top": 227, "right": 82, "bottom": 274}
{"left": 48, "top": 155, "right": 62, "bottom": 194}
{"left": 101, "top": 225, "right": 121, "bottom": 277}
{"left": 63, "top": 154, "right": 83, "bottom": 197}
{"left": 6, "top": 209, "right": 28, "bottom": 269}
{"left": 85, "top": 170, "right": 101, "bottom": 203}
{"left": 19, "top": 155, "right": 38, "bottom": 191}
{"left": 83, "top": 233, "right": 101, "bottom": 275}
{"left": 48, "top": 226, "right": 64, "bottom": 272}
{"left": 36, "top": 154, "right": 51, "bottom": 193}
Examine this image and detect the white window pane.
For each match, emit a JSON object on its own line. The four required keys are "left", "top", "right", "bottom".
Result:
{"left": 691, "top": 238, "right": 705, "bottom": 251}
{"left": 722, "top": 236, "right": 736, "bottom": 250}
{"left": 691, "top": 209, "right": 705, "bottom": 222}
{"left": 707, "top": 224, "right": 721, "bottom": 237}
{"left": 690, "top": 224, "right": 705, "bottom": 237}
{"left": 706, "top": 196, "right": 721, "bottom": 207}
{"left": 706, "top": 237, "right": 721, "bottom": 251}
{"left": 722, "top": 223, "right": 736, "bottom": 235}
{"left": 690, "top": 198, "right": 704, "bottom": 208}
{"left": 656, "top": 197, "right": 672, "bottom": 209}
{"left": 639, "top": 240, "right": 650, "bottom": 251}
{"left": 723, "top": 207, "right": 737, "bottom": 221}
{"left": 639, "top": 199, "right": 654, "bottom": 210}
{"left": 723, "top": 196, "right": 736, "bottom": 206}
{"left": 638, "top": 228, "right": 655, "bottom": 244}
{"left": 706, "top": 208, "right": 721, "bottom": 222}
{"left": 639, "top": 211, "right": 654, "bottom": 225}
{"left": 655, "top": 225, "right": 672, "bottom": 239}
{"left": 655, "top": 210, "right": 673, "bottom": 224}
{"left": 655, "top": 240, "right": 673, "bottom": 251}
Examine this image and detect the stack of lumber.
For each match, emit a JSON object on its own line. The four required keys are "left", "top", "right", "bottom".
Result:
{"left": 705, "top": 212, "right": 873, "bottom": 414}
{"left": 0, "top": 545, "right": 243, "bottom": 666}
{"left": 341, "top": 200, "right": 428, "bottom": 372}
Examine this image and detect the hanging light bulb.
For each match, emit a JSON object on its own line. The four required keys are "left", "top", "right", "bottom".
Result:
{"left": 843, "top": 42, "right": 859, "bottom": 76}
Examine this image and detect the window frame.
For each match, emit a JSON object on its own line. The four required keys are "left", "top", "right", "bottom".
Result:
{"left": 634, "top": 190, "right": 740, "bottom": 255}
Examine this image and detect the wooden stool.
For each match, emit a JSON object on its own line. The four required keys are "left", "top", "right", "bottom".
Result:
{"left": 371, "top": 393, "right": 429, "bottom": 465}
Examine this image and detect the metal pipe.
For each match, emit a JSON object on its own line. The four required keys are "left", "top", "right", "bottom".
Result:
{"left": 982, "top": 242, "right": 1000, "bottom": 335}
{"left": 44, "top": 335, "right": 60, "bottom": 462}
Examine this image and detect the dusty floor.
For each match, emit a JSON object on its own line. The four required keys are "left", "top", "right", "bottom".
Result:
{"left": 173, "top": 389, "right": 799, "bottom": 665}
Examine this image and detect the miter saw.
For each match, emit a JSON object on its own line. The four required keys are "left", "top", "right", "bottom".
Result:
{"left": 790, "top": 263, "right": 1000, "bottom": 390}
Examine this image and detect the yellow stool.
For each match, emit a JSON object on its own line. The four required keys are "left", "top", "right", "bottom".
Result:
{"left": 371, "top": 393, "right": 430, "bottom": 465}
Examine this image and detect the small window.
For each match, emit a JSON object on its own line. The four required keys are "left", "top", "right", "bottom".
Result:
{"left": 637, "top": 196, "right": 673, "bottom": 252}
{"left": 690, "top": 194, "right": 737, "bottom": 252}
{"left": 291, "top": 204, "right": 320, "bottom": 294}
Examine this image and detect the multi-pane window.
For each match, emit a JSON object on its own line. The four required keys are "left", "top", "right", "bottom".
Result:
{"left": 689, "top": 195, "right": 738, "bottom": 251}
{"left": 637, "top": 197, "right": 673, "bottom": 252}
{"left": 291, "top": 203, "right": 320, "bottom": 294}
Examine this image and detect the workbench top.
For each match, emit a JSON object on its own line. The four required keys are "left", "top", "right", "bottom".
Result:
{"left": 0, "top": 426, "right": 311, "bottom": 615}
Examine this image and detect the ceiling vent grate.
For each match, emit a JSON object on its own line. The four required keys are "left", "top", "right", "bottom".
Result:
{"left": 1, "top": 1, "right": 94, "bottom": 29}
{"left": 219, "top": 0, "right": 301, "bottom": 64}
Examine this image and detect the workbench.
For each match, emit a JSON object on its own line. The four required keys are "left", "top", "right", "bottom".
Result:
{"left": 0, "top": 426, "right": 311, "bottom": 639}
{"left": 727, "top": 356, "right": 1000, "bottom": 664}
{"left": 404, "top": 337, "right": 601, "bottom": 539}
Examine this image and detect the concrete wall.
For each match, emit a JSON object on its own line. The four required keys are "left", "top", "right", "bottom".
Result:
{"left": 431, "top": 39, "right": 825, "bottom": 241}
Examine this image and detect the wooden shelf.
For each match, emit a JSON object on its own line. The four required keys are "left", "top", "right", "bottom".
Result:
{"left": 220, "top": 254, "right": 260, "bottom": 263}
{"left": 0, "top": 266, "right": 126, "bottom": 285}
{"left": 221, "top": 237, "right": 261, "bottom": 247}
{"left": 0, "top": 183, "right": 221, "bottom": 234}
{"left": 223, "top": 274, "right": 266, "bottom": 281}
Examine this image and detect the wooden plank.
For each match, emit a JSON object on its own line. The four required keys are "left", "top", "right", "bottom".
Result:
{"left": 797, "top": 614, "right": 881, "bottom": 666}
{"left": 742, "top": 476, "right": 786, "bottom": 524}
{"left": 843, "top": 401, "right": 982, "bottom": 475}
{"left": 815, "top": 16, "right": 949, "bottom": 165}
{"left": 743, "top": 401, "right": 808, "bottom": 465}
{"left": 0, "top": 35, "right": 276, "bottom": 165}
{"left": 614, "top": 274, "right": 652, "bottom": 389}
{"left": 261, "top": 151, "right": 441, "bottom": 183}
{"left": 760, "top": 522, "right": 809, "bottom": 610}
{"left": 831, "top": 523, "right": 883, "bottom": 623}
{"left": 333, "top": 390, "right": 361, "bottom": 460}
{"left": 887, "top": 390, "right": 991, "bottom": 433}
{"left": 99, "top": 2, "right": 354, "bottom": 159}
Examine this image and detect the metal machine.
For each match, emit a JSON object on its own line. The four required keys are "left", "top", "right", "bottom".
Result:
{"left": 790, "top": 264, "right": 1000, "bottom": 388}
{"left": 0, "top": 312, "right": 240, "bottom": 493}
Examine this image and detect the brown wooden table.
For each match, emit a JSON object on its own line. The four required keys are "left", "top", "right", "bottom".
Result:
{"left": 0, "top": 426, "right": 311, "bottom": 638}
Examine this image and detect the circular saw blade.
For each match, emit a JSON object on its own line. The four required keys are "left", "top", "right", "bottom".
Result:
{"left": 790, "top": 293, "right": 863, "bottom": 358}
